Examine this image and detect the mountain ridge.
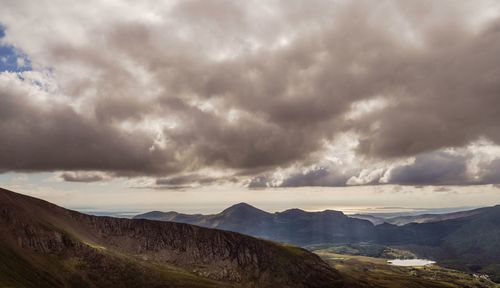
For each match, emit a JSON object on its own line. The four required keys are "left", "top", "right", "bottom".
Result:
{"left": 135, "top": 202, "right": 374, "bottom": 245}
{"left": 0, "top": 188, "right": 348, "bottom": 288}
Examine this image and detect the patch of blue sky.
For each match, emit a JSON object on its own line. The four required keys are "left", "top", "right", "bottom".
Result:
{"left": 0, "top": 23, "right": 32, "bottom": 72}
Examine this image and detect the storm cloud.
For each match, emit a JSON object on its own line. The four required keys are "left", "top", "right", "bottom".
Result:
{"left": 478, "top": 159, "right": 500, "bottom": 184}
{"left": 1, "top": 0, "right": 500, "bottom": 186}
{"left": 0, "top": 73, "right": 174, "bottom": 175}
{"left": 387, "top": 152, "right": 469, "bottom": 185}
{"left": 279, "top": 167, "right": 351, "bottom": 187}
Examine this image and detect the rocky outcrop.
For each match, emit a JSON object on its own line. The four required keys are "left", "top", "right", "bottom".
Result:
{"left": 70, "top": 213, "right": 343, "bottom": 286}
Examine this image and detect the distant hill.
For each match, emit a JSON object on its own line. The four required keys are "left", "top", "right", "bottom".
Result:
{"left": 135, "top": 202, "right": 375, "bottom": 245}
{"left": 349, "top": 214, "right": 386, "bottom": 225}
{"left": 381, "top": 207, "right": 488, "bottom": 226}
{"left": 350, "top": 207, "right": 488, "bottom": 226}
{"left": 0, "top": 188, "right": 348, "bottom": 288}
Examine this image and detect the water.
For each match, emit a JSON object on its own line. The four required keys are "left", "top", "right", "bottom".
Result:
{"left": 388, "top": 259, "right": 435, "bottom": 267}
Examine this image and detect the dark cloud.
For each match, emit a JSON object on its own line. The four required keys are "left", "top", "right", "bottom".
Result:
{"left": 353, "top": 17, "right": 500, "bottom": 158}
{"left": 0, "top": 79, "right": 175, "bottom": 175}
{"left": 247, "top": 176, "right": 269, "bottom": 189}
{"left": 478, "top": 159, "right": 500, "bottom": 184}
{"left": 388, "top": 152, "right": 468, "bottom": 185}
{"left": 247, "top": 167, "right": 353, "bottom": 188}
{"left": 153, "top": 173, "right": 242, "bottom": 189}
{"left": 280, "top": 167, "right": 350, "bottom": 187}
{"left": 160, "top": 97, "right": 326, "bottom": 170}
{"left": 156, "top": 174, "right": 218, "bottom": 186}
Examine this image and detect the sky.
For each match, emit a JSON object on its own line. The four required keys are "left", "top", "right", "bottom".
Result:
{"left": 1, "top": 0, "right": 500, "bottom": 214}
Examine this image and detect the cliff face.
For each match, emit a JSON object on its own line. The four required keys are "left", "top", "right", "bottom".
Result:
{"left": 0, "top": 188, "right": 346, "bottom": 288}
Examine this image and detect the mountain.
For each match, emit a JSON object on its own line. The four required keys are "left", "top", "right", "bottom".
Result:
{"left": 381, "top": 207, "right": 488, "bottom": 226}
{"left": 0, "top": 188, "right": 349, "bottom": 288}
{"left": 350, "top": 207, "right": 489, "bottom": 226}
{"left": 135, "top": 203, "right": 375, "bottom": 245}
{"left": 374, "top": 205, "right": 500, "bottom": 281}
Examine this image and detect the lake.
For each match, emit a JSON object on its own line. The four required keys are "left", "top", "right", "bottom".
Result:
{"left": 388, "top": 259, "right": 436, "bottom": 267}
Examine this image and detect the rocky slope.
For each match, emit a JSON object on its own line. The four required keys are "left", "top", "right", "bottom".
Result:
{"left": 0, "top": 188, "right": 348, "bottom": 288}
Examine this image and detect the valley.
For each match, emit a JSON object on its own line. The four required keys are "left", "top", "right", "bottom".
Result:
{"left": 316, "top": 250, "right": 499, "bottom": 288}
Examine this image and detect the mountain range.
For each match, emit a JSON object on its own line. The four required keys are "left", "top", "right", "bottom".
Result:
{"left": 135, "top": 203, "right": 375, "bottom": 246}
{"left": 136, "top": 202, "right": 500, "bottom": 281}
{"left": 351, "top": 207, "right": 488, "bottom": 226}
{"left": 0, "top": 188, "right": 351, "bottom": 288}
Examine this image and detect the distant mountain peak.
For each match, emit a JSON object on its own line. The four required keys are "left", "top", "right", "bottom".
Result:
{"left": 140, "top": 210, "right": 178, "bottom": 217}
{"left": 280, "top": 208, "right": 307, "bottom": 216}
{"left": 150, "top": 210, "right": 176, "bottom": 215}
{"left": 229, "top": 202, "right": 254, "bottom": 208}
{"left": 221, "top": 202, "right": 269, "bottom": 217}
{"left": 322, "top": 209, "right": 345, "bottom": 216}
